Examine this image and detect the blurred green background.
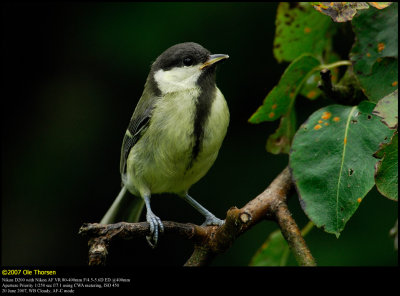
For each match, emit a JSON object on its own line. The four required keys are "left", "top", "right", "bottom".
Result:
{"left": 2, "top": 2, "right": 397, "bottom": 266}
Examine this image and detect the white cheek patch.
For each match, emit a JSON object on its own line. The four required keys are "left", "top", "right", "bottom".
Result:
{"left": 154, "top": 66, "right": 202, "bottom": 93}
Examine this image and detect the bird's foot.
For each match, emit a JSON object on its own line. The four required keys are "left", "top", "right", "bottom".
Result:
{"left": 201, "top": 215, "right": 225, "bottom": 227}
{"left": 145, "top": 211, "right": 164, "bottom": 248}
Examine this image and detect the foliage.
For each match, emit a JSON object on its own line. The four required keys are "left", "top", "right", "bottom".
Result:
{"left": 249, "top": 54, "right": 320, "bottom": 153}
{"left": 350, "top": 2, "right": 398, "bottom": 102}
{"left": 249, "top": 229, "right": 290, "bottom": 266}
{"left": 290, "top": 102, "right": 393, "bottom": 236}
{"left": 249, "top": 2, "right": 398, "bottom": 265}
{"left": 374, "top": 131, "right": 398, "bottom": 201}
{"left": 273, "top": 2, "right": 335, "bottom": 63}
{"left": 372, "top": 89, "right": 398, "bottom": 129}
{"left": 250, "top": 222, "right": 314, "bottom": 266}
{"left": 311, "top": 2, "right": 393, "bottom": 22}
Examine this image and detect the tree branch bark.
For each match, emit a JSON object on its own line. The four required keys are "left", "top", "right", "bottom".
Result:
{"left": 79, "top": 166, "right": 316, "bottom": 266}
{"left": 275, "top": 204, "right": 316, "bottom": 266}
{"left": 79, "top": 221, "right": 205, "bottom": 266}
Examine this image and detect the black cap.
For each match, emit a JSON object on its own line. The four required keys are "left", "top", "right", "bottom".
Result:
{"left": 152, "top": 42, "right": 211, "bottom": 71}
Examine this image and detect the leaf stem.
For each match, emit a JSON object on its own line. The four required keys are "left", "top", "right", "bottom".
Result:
{"left": 301, "top": 221, "right": 314, "bottom": 237}
{"left": 316, "top": 60, "right": 352, "bottom": 71}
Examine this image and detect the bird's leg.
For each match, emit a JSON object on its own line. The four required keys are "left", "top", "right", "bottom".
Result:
{"left": 143, "top": 195, "right": 164, "bottom": 248}
{"left": 182, "top": 194, "right": 224, "bottom": 226}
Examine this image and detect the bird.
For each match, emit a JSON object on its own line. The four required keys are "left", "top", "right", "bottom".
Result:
{"left": 100, "top": 42, "right": 230, "bottom": 248}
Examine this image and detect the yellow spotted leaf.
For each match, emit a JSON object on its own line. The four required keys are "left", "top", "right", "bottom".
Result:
{"left": 249, "top": 54, "right": 320, "bottom": 124}
{"left": 290, "top": 101, "right": 394, "bottom": 237}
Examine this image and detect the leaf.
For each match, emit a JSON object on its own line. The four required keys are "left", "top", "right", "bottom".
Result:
{"left": 273, "top": 2, "right": 336, "bottom": 63}
{"left": 266, "top": 107, "right": 296, "bottom": 154}
{"left": 289, "top": 101, "right": 394, "bottom": 237}
{"left": 351, "top": 3, "right": 398, "bottom": 72}
{"left": 372, "top": 89, "right": 398, "bottom": 129}
{"left": 312, "top": 2, "right": 369, "bottom": 22}
{"left": 374, "top": 131, "right": 398, "bottom": 201}
{"left": 368, "top": 2, "right": 393, "bottom": 9}
{"left": 350, "top": 2, "right": 398, "bottom": 101}
{"left": 249, "top": 54, "right": 320, "bottom": 124}
{"left": 249, "top": 222, "right": 314, "bottom": 266}
{"left": 249, "top": 229, "right": 290, "bottom": 266}
{"left": 356, "top": 58, "right": 398, "bottom": 103}
{"left": 311, "top": 2, "right": 393, "bottom": 22}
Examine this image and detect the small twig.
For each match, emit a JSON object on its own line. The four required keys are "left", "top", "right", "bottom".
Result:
{"left": 318, "top": 67, "right": 365, "bottom": 106}
{"left": 275, "top": 205, "right": 316, "bottom": 266}
{"left": 79, "top": 166, "right": 316, "bottom": 266}
{"left": 319, "top": 68, "right": 335, "bottom": 98}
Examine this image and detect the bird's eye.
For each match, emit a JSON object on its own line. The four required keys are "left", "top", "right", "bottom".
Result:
{"left": 183, "top": 57, "right": 194, "bottom": 66}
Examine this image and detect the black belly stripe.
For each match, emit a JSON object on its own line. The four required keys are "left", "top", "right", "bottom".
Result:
{"left": 187, "top": 70, "right": 216, "bottom": 170}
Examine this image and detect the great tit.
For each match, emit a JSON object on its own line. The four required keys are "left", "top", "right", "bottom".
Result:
{"left": 100, "top": 42, "right": 229, "bottom": 248}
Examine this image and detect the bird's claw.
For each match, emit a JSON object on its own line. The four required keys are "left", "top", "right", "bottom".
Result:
{"left": 146, "top": 211, "right": 164, "bottom": 248}
{"left": 201, "top": 215, "right": 224, "bottom": 227}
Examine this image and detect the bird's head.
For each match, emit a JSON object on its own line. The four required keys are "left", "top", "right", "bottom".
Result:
{"left": 150, "top": 42, "right": 229, "bottom": 94}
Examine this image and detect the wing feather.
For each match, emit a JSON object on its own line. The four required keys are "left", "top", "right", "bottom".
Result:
{"left": 119, "top": 81, "right": 160, "bottom": 176}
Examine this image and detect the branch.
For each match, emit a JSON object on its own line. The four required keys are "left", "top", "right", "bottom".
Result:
{"left": 79, "top": 221, "right": 206, "bottom": 266}
{"left": 184, "top": 166, "right": 315, "bottom": 266}
{"left": 275, "top": 204, "right": 316, "bottom": 266}
{"left": 79, "top": 166, "right": 316, "bottom": 266}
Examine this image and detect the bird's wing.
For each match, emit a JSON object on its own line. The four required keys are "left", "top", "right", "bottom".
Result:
{"left": 120, "top": 84, "right": 160, "bottom": 177}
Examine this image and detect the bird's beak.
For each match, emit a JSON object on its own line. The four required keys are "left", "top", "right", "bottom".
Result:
{"left": 200, "top": 54, "right": 229, "bottom": 70}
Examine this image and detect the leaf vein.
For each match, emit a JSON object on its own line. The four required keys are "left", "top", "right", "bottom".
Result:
{"left": 336, "top": 106, "right": 357, "bottom": 232}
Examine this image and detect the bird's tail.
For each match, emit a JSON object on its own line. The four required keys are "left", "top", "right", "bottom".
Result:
{"left": 100, "top": 185, "right": 145, "bottom": 224}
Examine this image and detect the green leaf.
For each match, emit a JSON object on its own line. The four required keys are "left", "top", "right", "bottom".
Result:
{"left": 289, "top": 101, "right": 394, "bottom": 237}
{"left": 273, "top": 2, "right": 336, "bottom": 63}
{"left": 374, "top": 131, "right": 398, "bottom": 201}
{"left": 249, "top": 222, "right": 314, "bottom": 266}
{"left": 356, "top": 57, "right": 398, "bottom": 103}
{"left": 266, "top": 107, "right": 296, "bottom": 154}
{"left": 249, "top": 54, "right": 321, "bottom": 124}
{"left": 299, "top": 73, "right": 322, "bottom": 100}
{"left": 372, "top": 89, "right": 398, "bottom": 129}
{"left": 312, "top": 2, "right": 369, "bottom": 22}
{"left": 351, "top": 2, "right": 398, "bottom": 68}
{"left": 249, "top": 229, "right": 290, "bottom": 266}
{"left": 350, "top": 2, "right": 398, "bottom": 101}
